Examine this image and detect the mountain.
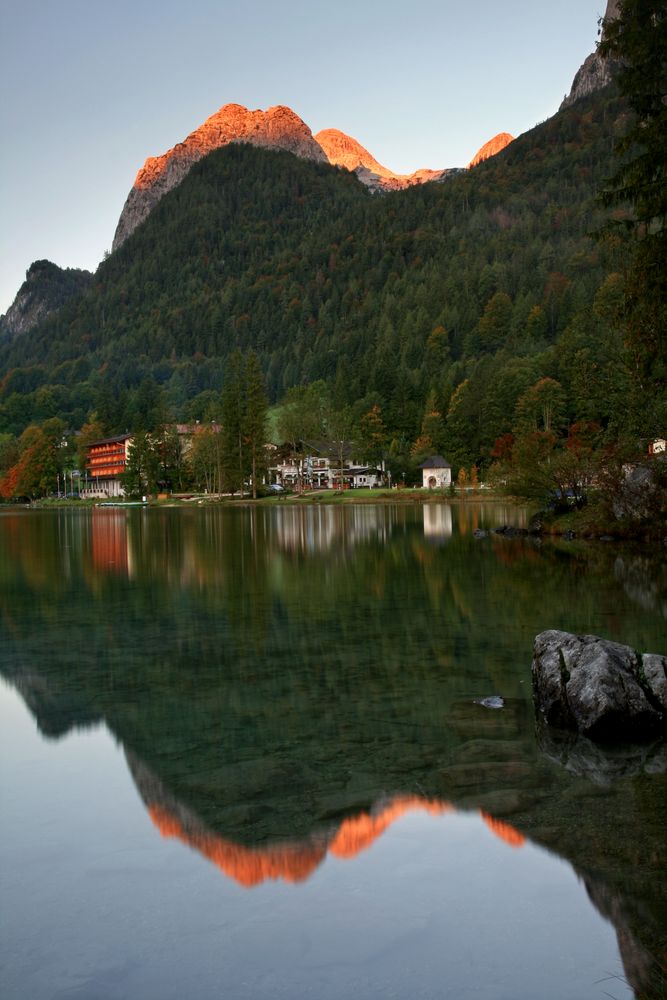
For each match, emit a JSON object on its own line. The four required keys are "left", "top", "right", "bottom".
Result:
{"left": 113, "top": 103, "right": 328, "bottom": 250}
{"left": 561, "top": 0, "right": 620, "bottom": 108}
{"left": 113, "top": 102, "right": 507, "bottom": 247}
{"left": 468, "top": 132, "right": 514, "bottom": 168}
{"left": 315, "top": 127, "right": 452, "bottom": 191}
{"left": 0, "top": 84, "right": 630, "bottom": 463}
{"left": 0, "top": 260, "right": 92, "bottom": 341}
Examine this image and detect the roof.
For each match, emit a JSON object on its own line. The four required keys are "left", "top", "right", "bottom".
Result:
{"left": 87, "top": 434, "right": 132, "bottom": 447}
{"left": 419, "top": 455, "right": 451, "bottom": 469}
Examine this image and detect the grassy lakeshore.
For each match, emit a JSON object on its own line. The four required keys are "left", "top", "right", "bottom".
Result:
{"left": 11, "top": 491, "right": 663, "bottom": 541}
{"left": 228, "top": 488, "right": 511, "bottom": 506}
{"left": 162, "top": 487, "right": 525, "bottom": 508}
{"left": 6, "top": 487, "right": 526, "bottom": 511}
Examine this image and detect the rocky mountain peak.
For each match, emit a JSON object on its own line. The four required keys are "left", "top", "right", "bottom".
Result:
{"left": 468, "top": 132, "right": 514, "bottom": 168}
{"left": 560, "top": 0, "right": 621, "bottom": 109}
{"left": 315, "top": 128, "right": 401, "bottom": 181}
{"left": 0, "top": 260, "right": 92, "bottom": 340}
{"left": 316, "top": 127, "right": 452, "bottom": 191}
{"left": 113, "top": 102, "right": 327, "bottom": 250}
{"left": 113, "top": 103, "right": 512, "bottom": 249}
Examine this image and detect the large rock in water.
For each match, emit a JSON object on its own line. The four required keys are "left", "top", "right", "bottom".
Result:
{"left": 532, "top": 630, "right": 667, "bottom": 741}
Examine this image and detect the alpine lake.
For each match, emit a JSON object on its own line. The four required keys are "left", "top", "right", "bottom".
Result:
{"left": 1, "top": 503, "right": 665, "bottom": 1000}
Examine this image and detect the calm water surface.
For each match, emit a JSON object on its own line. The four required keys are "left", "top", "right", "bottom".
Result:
{"left": 1, "top": 504, "right": 665, "bottom": 1000}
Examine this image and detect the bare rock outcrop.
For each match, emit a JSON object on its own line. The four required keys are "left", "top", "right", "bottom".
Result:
{"left": 315, "top": 127, "right": 450, "bottom": 191}
{"left": 112, "top": 103, "right": 328, "bottom": 250}
{"left": 468, "top": 132, "right": 514, "bottom": 168}
{"left": 532, "top": 629, "right": 667, "bottom": 741}
{"left": 560, "top": 0, "right": 620, "bottom": 109}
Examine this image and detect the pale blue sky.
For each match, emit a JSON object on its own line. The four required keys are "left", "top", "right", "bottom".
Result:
{"left": 0, "top": 0, "right": 605, "bottom": 313}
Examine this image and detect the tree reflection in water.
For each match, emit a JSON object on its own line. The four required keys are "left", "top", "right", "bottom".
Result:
{"left": 1, "top": 505, "right": 665, "bottom": 998}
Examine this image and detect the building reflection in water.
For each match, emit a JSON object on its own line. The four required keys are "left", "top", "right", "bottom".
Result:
{"left": 62, "top": 503, "right": 537, "bottom": 585}
{"left": 261, "top": 504, "right": 397, "bottom": 554}
{"left": 91, "top": 510, "right": 134, "bottom": 578}
{"left": 423, "top": 504, "right": 453, "bottom": 542}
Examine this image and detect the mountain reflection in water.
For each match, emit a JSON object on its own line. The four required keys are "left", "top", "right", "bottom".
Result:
{"left": 146, "top": 788, "right": 455, "bottom": 888}
{"left": 1, "top": 505, "right": 666, "bottom": 999}
{"left": 147, "top": 795, "right": 525, "bottom": 888}
{"left": 130, "top": 725, "right": 525, "bottom": 891}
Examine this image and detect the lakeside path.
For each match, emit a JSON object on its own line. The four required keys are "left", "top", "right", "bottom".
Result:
{"left": 183, "top": 489, "right": 518, "bottom": 507}
{"left": 12, "top": 489, "right": 519, "bottom": 510}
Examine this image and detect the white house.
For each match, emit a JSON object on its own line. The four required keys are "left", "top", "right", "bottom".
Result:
{"left": 271, "top": 446, "right": 386, "bottom": 489}
{"left": 347, "top": 466, "right": 384, "bottom": 488}
{"left": 419, "top": 455, "right": 452, "bottom": 490}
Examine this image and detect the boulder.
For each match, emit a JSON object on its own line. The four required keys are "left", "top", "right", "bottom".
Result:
{"left": 532, "top": 630, "right": 667, "bottom": 741}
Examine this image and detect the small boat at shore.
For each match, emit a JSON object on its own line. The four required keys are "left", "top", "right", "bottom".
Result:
{"left": 96, "top": 500, "right": 148, "bottom": 508}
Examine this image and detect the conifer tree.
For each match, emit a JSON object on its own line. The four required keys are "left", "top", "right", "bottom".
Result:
{"left": 244, "top": 351, "right": 268, "bottom": 499}
{"left": 221, "top": 351, "right": 247, "bottom": 496}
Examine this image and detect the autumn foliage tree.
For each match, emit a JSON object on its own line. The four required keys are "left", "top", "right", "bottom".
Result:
{"left": 0, "top": 421, "right": 64, "bottom": 499}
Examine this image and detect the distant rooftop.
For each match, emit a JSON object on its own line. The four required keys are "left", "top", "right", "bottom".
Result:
{"left": 87, "top": 433, "right": 132, "bottom": 447}
{"left": 418, "top": 455, "right": 451, "bottom": 469}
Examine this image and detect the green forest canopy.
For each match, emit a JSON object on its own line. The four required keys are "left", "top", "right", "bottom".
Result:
{"left": 0, "top": 82, "right": 662, "bottom": 479}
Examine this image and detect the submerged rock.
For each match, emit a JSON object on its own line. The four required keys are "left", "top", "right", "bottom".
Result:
{"left": 532, "top": 630, "right": 667, "bottom": 742}
{"left": 474, "top": 695, "right": 505, "bottom": 710}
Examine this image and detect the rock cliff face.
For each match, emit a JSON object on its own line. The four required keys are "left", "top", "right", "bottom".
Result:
{"left": 468, "top": 132, "right": 514, "bottom": 168}
{"left": 0, "top": 260, "right": 92, "bottom": 339}
{"left": 560, "top": 0, "right": 620, "bottom": 109}
{"left": 315, "top": 127, "right": 450, "bottom": 191}
{"left": 112, "top": 103, "right": 328, "bottom": 250}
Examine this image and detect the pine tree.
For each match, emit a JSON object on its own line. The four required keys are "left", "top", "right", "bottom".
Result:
{"left": 221, "top": 351, "right": 247, "bottom": 496}
{"left": 244, "top": 351, "right": 268, "bottom": 499}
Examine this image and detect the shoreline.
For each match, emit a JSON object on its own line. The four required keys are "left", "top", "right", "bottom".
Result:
{"left": 5, "top": 489, "right": 525, "bottom": 511}
{"left": 4, "top": 492, "right": 663, "bottom": 542}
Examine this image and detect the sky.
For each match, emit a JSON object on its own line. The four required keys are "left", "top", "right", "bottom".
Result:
{"left": 0, "top": 0, "right": 606, "bottom": 314}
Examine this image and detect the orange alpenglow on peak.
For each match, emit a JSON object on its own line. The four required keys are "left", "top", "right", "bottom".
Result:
{"left": 112, "top": 102, "right": 327, "bottom": 250}
{"left": 113, "top": 102, "right": 460, "bottom": 249}
{"left": 315, "top": 127, "right": 448, "bottom": 191}
{"left": 315, "top": 128, "right": 402, "bottom": 182}
{"left": 468, "top": 132, "right": 514, "bottom": 169}
{"left": 134, "top": 103, "right": 326, "bottom": 191}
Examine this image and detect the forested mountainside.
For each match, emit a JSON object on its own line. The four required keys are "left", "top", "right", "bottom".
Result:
{"left": 0, "top": 260, "right": 92, "bottom": 340}
{"left": 0, "top": 86, "right": 640, "bottom": 467}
